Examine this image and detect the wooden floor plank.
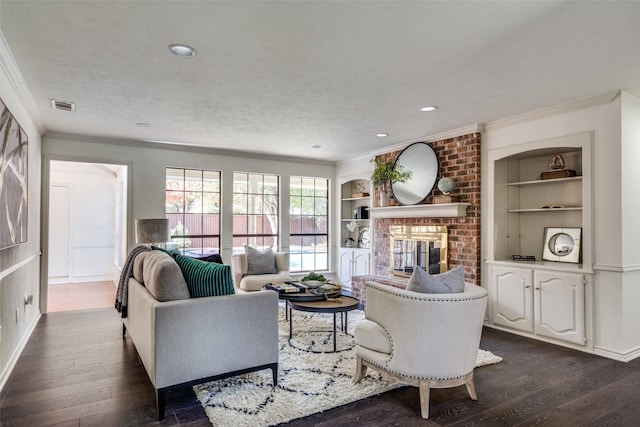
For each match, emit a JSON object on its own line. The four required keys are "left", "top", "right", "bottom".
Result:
{"left": 47, "top": 281, "right": 116, "bottom": 313}
{"left": 3, "top": 307, "right": 640, "bottom": 426}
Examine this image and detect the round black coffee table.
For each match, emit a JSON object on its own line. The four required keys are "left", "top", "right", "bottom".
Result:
{"left": 287, "top": 296, "right": 360, "bottom": 353}
{"left": 263, "top": 283, "right": 342, "bottom": 320}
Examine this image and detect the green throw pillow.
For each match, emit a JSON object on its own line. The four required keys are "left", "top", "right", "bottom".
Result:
{"left": 151, "top": 245, "right": 181, "bottom": 257}
{"left": 174, "top": 254, "right": 235, "bottom": 298}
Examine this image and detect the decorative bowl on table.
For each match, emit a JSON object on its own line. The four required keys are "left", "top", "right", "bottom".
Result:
{"left": 300, "top": 272, "right": 329, "bottom": 288}
{"left": 301, "top": 280, "right": 327, "bottom": 288}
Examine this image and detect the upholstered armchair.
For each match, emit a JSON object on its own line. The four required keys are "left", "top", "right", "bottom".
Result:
{"left": 231, "top": 250, "right": 291, "bottom": 292}
{"left": 353, "top": 281, "right": 488, "bottom": 419}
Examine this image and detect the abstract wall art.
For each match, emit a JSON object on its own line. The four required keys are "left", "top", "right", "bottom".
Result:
{"left": 0, "top": 98, "right": 28, "bottom": 250}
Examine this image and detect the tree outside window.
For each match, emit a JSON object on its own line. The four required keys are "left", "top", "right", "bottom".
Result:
{"left": 165, "top": 168, "right": 220, "bottom": 257}
{"left": 232, "top": 172, "right": 279, "bottom": 251}
{"left": 289, "top": 176, "right": 328, "bottom": 272}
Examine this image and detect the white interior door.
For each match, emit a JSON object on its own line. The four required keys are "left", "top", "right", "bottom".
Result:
{"left": 49, "top": 185, "right": 71, "bottom": 279}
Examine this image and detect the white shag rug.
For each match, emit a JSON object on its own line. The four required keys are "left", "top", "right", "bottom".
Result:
{"left": 194, "top": 307, "right": 502, "bottom": 427}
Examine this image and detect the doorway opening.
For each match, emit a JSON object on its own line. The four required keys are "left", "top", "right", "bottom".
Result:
{"left": 47, "top": 160, "right": 128, "bottom": 312}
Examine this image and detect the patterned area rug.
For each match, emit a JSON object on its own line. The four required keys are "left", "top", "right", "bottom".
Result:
{"left": 194, "top": 307, "right": 502, "bottom": 427}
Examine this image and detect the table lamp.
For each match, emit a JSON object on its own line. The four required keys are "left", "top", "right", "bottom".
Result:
{"left": 135, "top": 218, "right": 169, "bottom": 246}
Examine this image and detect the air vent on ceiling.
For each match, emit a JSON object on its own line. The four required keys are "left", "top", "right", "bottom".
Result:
{"left": 50, "top": 99, "right": 76, "bottom": 112}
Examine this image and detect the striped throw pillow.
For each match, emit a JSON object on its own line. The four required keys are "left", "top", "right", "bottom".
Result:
{"left": 174, "top": 255, "right": 235, "bottom": 298}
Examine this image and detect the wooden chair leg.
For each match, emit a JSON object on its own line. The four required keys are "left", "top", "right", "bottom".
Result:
{"left": 352, "top": 355, "right": 368, "bottom": 384}
{"left": 465, "top": 372, "right": 478, "bottom": 400}
{"left": 418, "top": 379, "right": 431, "bottom": 419}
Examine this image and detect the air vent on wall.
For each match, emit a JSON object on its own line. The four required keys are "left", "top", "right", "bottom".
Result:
{"left": 50, "top": 99, "right": 75, "bottom": 111}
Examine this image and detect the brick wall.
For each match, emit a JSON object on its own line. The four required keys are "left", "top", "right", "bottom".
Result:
{"left": 372, "top": 132, "right": 481, "bottom": 285}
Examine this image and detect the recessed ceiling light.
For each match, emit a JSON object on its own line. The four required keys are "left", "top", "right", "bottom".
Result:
{"left": 136, "top": 122, "right": 151, "bottom": 128}
{"left": 376, "top": 133, "right": 388, "bottom": 137}
{"left": 311, "top": 144, "right": 322, "bottom": 149}
{"left": 168, "top": 44, "right": 197, "bottom": 57}
{"left": 419, "top": 106, "right": 438, "bottom": 112}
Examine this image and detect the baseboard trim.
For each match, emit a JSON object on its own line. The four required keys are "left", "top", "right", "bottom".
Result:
{"left": 593, "top": 345, "right": 640, "bottom": 363}
{"left": 0, "top": 310, "right": 41, "bottom": 392}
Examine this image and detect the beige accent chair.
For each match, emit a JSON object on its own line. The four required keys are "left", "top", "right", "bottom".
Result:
{"left": 231, "top": 251, "right": 291, "bottom": 292}
{"left": 353, "top": 281, "right": 488, "bottom": 419}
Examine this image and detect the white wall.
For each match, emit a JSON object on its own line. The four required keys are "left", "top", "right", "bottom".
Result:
{"left": 620, "top": 92, "right": 640, "bottom": 268}
{"left": 49, "top": 161, "right": 123, "bottom": 283}
{"left": 0, "top": 43, "right": 43, "bottom": 388}
{"left": 42, "top": 134, "right": 336, "bottom": 268}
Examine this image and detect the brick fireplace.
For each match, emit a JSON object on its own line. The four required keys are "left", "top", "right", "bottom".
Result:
{"left": 371, "top": 132, "right": 481, "bottom": 286}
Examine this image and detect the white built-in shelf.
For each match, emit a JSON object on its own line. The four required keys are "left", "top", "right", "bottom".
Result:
{"left": 490, "top": 259, "right": 592, "bottom": 274}
{"left": 369, "top": 203, "right": 471, "bottom": 219}
{"left": 507, "top": 176, "right": 582, "bottom": 187}
{"left": 341, "top": 196, "right": 370, "bottom": 201}
{"left": 508, "top": 207, "right": 582, "bottom": 213}
{"left": 341, "top": 218, "right": 369, "bottom": 222}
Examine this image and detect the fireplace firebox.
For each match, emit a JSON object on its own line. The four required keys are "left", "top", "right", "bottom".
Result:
{"left": 389, "top": 225, "right": 448, "bottom": 278}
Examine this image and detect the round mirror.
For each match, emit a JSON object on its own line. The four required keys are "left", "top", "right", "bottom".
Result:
{"left": 391, "top": 142, "right": 439, "bottom": 205}
{"left": 548, "top": 233, "right": 575, "bottom": 257}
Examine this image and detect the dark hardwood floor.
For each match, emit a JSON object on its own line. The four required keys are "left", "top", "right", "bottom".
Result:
{"left": 2, "top": 307, "right": 640, "bottom": 426}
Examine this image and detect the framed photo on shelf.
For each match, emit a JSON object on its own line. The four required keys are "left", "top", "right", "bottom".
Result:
{"left": 542, "top": 227, "right": 581, "bottom": 263}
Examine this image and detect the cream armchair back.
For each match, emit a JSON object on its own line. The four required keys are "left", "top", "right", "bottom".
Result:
{"left": 353, "top": 281, "right": 488, "bottom": 419}
{"left": 231, "top": 251, "right": 291, "bottom": 291}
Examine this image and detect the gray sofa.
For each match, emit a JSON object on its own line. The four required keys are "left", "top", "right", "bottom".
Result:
{"left": 123, "top": 250, "right": 279, "bottom": 420}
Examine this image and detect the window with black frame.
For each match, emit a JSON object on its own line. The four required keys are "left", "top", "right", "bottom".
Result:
{"left": 232, "top": 172, "right": 279, "bottom": 251}
{"left": 289, "top": 176, "right": 328, "bottom": 272}
{"left": 165, "top": 168, "right": 221, "bottom": 258}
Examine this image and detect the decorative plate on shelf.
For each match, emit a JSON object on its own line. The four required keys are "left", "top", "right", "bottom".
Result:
{"left": 358, "top": 227, "right": 370, "bottom": 249}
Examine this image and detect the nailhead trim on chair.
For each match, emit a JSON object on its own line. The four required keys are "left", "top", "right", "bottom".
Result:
{"left": 362, "top": 317, "right": 394, "bottom": 366}
{"left": 364, "top": 281, "right": 487, "bottom": 302}
{"left": 360, "top": 281, "right": 485, "bottom": 381}
{"left": 357, "top": 352, "right": 474, "bottom": 381}
{"left": 359, "top": 317, "right": 472, "bottom": 381}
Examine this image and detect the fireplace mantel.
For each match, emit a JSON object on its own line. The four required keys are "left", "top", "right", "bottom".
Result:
{"left": 368, "top": 203, "right": 471, "bottom": 219}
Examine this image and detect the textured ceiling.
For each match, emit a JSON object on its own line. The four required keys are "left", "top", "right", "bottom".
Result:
{"left": 1, "top": 1, "right": 639, "bottom": 162}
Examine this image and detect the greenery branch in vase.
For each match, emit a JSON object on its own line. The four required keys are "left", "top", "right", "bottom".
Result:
{"left": 371, "top": 157, "right": 413, "bottom": 206}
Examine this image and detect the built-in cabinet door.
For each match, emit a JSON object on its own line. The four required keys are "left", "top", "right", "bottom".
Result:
{"left": 338, "top": 249, "right": 354, "bottom": 285}
{"left": 492, "top": 265, "right": 533, "bottom": 333}
{"left": 534, "top": 270, "right": 586, "bottom": 345}
{"left": 338, "top": 248, "right": 370, "bottom": 287}
{"left": 353, "top": 250, "right": 370, "bottom": 277}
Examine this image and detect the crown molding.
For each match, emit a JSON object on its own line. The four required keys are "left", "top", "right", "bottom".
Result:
{"left": 370, "top": 123, "right": 484, "bottom": 157}
{"left": 0, "top": 30, "right": 46, "bottom": 134}
{"left": 485, "top": 91, "right": 620, "bottom": 130}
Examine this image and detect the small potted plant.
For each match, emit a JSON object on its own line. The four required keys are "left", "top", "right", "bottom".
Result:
{"left": 371, "top": 157, "right": 413, "bottom": 206}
